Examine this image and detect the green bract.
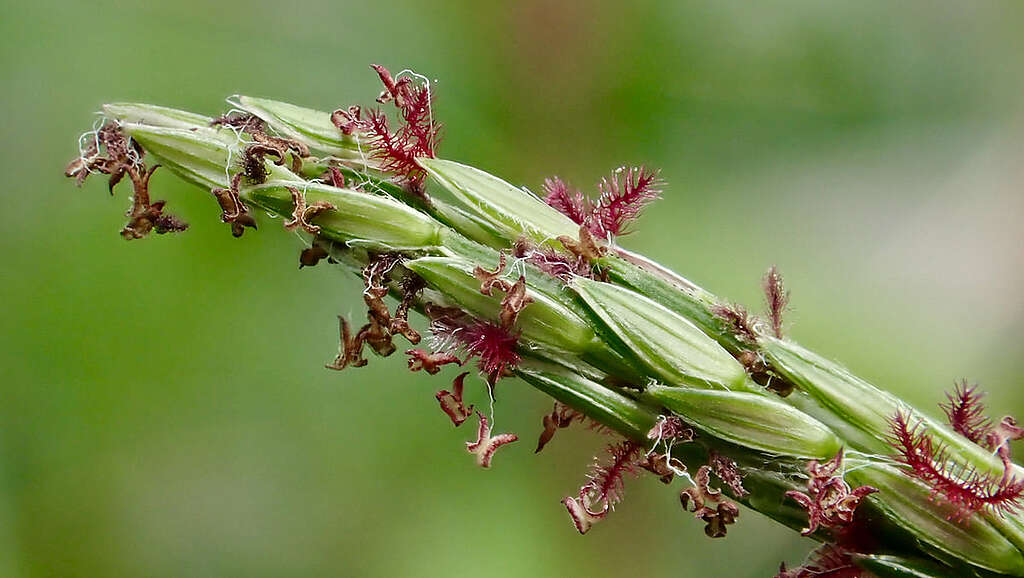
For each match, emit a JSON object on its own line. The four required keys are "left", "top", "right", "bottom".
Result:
{"left": 418, "top": 158, "right": 580, "bottom": 244}
{"left": 119, "top": 123, "right": 246, "bottom": 190}
{"left": 645, "top": 385, "right": 842, "bottom": 459}
{"left": 846, "top": 463, "right": 1024, "bottom": 575}
{"left": 104, "top": 102, "right": 214, "bottom": 130}
{"left": 762, "top": 337, "right": 1012, "bottom": 479}
{"left": 574, "top": 277, "right": 749, "bottom": 390}
{"left": 403, "top": 256, "right": 598, "bottom": 354}
{"left": 244, "top": 180, "right": 443, "bottom": 249}
{"left": 517, "top": 361, "right": 659, "bottom": 443}
{"left": 236, "top": 96, "right": 363, "bottom": 160}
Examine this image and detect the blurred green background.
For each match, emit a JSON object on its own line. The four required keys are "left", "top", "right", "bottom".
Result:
{"left": 3, "top": 1, "right": 1024, "bottom": 576}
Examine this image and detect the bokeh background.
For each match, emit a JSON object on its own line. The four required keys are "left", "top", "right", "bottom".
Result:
{"left": 3, "top": 1, "right": 1024, "bottom": 576}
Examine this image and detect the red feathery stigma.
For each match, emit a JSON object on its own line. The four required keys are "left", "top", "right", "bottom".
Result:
{"left": 542, "top": 177, "right": 589, "bottom": 225}
{"left": 785, "top": 452, "right": 877, "bottom": 536}
{"left": 762, "top": 266, "right": 790, "bottom": 338}
{"left": 589, "top": 166, "right": 662, "bottom": 238}
{"left": 466, "top": 410, "right": 518, "bottom": 468}
{"left": 776, "top": 544, "right": 863, "bottom": 578}
{"left": 711, "top": 303, "right": 759, "bottom": 345}
{"left": 563, "top": 441, "right": 643, "bottom": 534}
{"left": 332, "top": 65, "right": 440, "bottom": 198}
{"left": 428, "top": 311, "right": 521, "bottom": 391}
{"left": 889, "top": 410, "right": 1024, "bottom": 521}
{"left": 541, "top": 167, "right": 661, "bottom": 241}
{"left": 436, "top": 372, "right": 474, "bottom": 427}
{"left": 456, "top": 322, "right": 520, "bottom": 386}
{"left": 941, "top": 380, "right": 991, "bottom": 444}
{"left": 938, "top": 381, "right": 1024, "bottom": 473}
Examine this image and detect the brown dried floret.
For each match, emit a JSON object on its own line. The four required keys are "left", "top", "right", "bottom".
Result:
{"left": 299, "top": 244, "right": 330, "bottom": 268}
{"left": 471, "top": 254, "right": 534, "bottom": 328}
{"left": 558, "top": 226, "right": 607, "bottom": 263}
{"left": 390, "top": 273, "right": 425, "bottom": 343}
{"left": 326, "top": 316, "right": 368, "bottom": 370}
{"left": 210, "top": 173, "right": 258, "bottom": 237}
{"left": 65, "top": 122, "right": 189, "bottom": 239}
{"left": 283, "top": 186, "right": 336, "bottom": 235}
{"left": 407, "top": 349, "right": 462, "bottom": 375}
{"left": 679, "top": 465, "right": 740, "bottom": 538}
{"left": 435, "top": 372, "right": 474, "bottom": 426}
{"left": 212, "top": 112, "right": 309, "bottom": 175}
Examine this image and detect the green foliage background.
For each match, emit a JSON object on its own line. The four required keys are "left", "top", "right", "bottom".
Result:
{"left": 2, "top": 1, "right": 1023, "bottom": 576}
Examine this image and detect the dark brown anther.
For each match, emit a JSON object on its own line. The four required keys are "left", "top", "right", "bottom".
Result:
{"left": 558, "top": 226, "right": 607, "bottom": 263}
{"left": 326, "top": 316, "right": 367, "bottom": 370}
{"left": 679, "top": 465, "right": 740, "bottom": 538}
{"left": 371, "top": 64, "right": 412, "bottom": 107}
{"left": 66, "top": 123, "right": 187, "bottom": 240}
{"left": 253, "top": 134, "right": 308, "bottom": 174}
{"left": 407, "top": 349, "right": 462, "bottom": 374}
{"left": 330, "top": 106, "right": 363, "bottom": 135}
{"left": 470, "top": 254, "right": 533, "bottom": 328}
{"left": 498, "top": 276, "right": 533, "bottom": 329}
{"left": 283, "top": 186, "right": 335, "bottom": 235}
{"left": 436, "top": 372, "right": 474, "bottom": 426}
{"left": 360, "top": 253, "right": 401, "bottom": 333}
{"left": 299, "top": 244, "right": 330, "bottom": 268}
{"left": 119, "top": 165, "right": 186, "bottom": 239}
{"left": 211, "top": 112, "right": 264, "bottom": 133}
{"left": 735, "top": 350, "right": 795, "bottom": 397}
{"left": 326, "top": 252, "right": 412, "bottom": 366}
{"left": 211, "top": 174, "right": 258, "bottom": 237}
{"left": 239, "top": 143, "right": 275, "bottom": 184}
{"left": 153, "top": 211, "right": 190, "bottom": 235}
{"left": 473, "top": 253, "right": 509, "bottom": 296}
{"left": 535, "top": 402, "right": 585, "bottom": 453}
{"left": 702, "top": 501, "right": 740, "bottom": 538}
{"left": 324, "top": 166, "right": 347, "bottom": 188}
{"left": 638, "top": 453, "right": 686, "bottom": 484}
{"left": 358, "top": 315, "right": 395, "bottom": 357}
{"left": 391, "top": 273, "right": 425, "bottom": 344}
{"left": 213, "top": 112, "right": 309, "bottom": 174}
{"left": 65, "top": 139, "right": 100, "bottom": 186}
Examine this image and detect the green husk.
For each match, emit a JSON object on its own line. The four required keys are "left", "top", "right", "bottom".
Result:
{"left": 645, "top": 385, "right": 842, "bottom": 459}
{"left": 574, "top": 277, "right": 750, "bottom": 391}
